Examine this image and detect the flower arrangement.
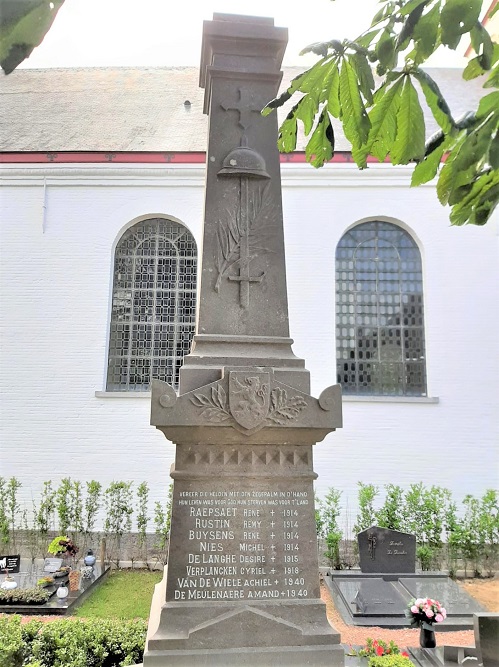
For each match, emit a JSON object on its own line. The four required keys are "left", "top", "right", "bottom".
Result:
{"left": 37, "top": 576, "right": 55, "bottom": 587}
{"left": 407, "top": 597, "right": 447, "bottom": 628}
{"left": 47, "top": 536, "right": 79, "bottom": 558}
{"left": 349, "top": 638, "right": 410, "bottom": 659}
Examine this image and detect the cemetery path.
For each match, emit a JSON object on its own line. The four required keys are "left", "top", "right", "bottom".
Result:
{"left": 460, "top": 577, "right": 499, "bottom": 612}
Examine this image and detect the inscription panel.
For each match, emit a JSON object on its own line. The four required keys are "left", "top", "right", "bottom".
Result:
{"left": 166, "top": 480, "right": 319, "bottom": 603}
{"left": 358, "top": 526, "right": 416, "bottom": 573}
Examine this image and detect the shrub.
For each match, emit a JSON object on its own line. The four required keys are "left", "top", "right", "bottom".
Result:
{"left": 0, "top": 616, "right": 147, "bottom": 667}
{"left": 369, "top": 656, "right": 415, "bottom": 667}
{"left": 0, "top": 587, "right": 50, "bottom": 604}
{"left": 0, "top": 615, "right": 24, "bottom": 667}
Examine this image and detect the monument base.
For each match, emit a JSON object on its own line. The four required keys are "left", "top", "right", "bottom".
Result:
{"left": 144, "top": 566, "right": 343, "bottom": 667}
{"left": 143, "top": 645, "right": 344, "bottom": 666}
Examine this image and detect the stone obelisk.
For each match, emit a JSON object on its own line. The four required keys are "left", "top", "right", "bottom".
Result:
{"left": 145, "top": 14, "right": 344, "bottom": 667}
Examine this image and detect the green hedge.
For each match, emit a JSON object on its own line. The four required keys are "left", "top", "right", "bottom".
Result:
{"left": 369, "top": 656, "right": 415, "bottom": 667}
{"left": 0, "top": 616, "right": 147, "bottom": 667}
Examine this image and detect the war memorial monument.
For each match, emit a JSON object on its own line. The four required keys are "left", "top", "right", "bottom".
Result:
{"left": 143, "top": 13, "right": 344, "bottom": 667}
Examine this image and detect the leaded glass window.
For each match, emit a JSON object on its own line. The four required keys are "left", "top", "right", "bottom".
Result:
{"left": 106, "top": 218, "right": 197, "bottom": 391}
{"left": 336, "top": 221, "right": 426, "bottom": 396}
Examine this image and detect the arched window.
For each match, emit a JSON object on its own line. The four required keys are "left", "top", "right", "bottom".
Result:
{"left": 336, "top": 221, "right": 426, "bottom": 396}
{"left": 106, "top": 217, "right": 197, "bottom": 391}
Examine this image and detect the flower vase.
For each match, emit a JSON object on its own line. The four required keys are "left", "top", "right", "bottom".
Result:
{"left": 419, "top": 625, "right": 436, "bottom": 648}
{"left": 68, "top": 569, "right": 80, "bottom": 591}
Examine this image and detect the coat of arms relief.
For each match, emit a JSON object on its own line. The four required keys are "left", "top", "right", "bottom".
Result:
{"left": 190, "top": 371, "right": 307, "bottom": 434}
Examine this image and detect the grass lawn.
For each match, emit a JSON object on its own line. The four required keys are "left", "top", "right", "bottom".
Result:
{"left": 75, "top": 569, "right": 163, "bottom": 620}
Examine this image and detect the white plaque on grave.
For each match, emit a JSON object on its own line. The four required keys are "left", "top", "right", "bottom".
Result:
{"left": 44, "top": 557, "right": 62, "bottom": 572}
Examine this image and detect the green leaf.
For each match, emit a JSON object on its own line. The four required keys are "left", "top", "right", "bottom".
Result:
{"left": 449, "top": 170, "right": 499, "bottom": 225}
{"left": 300, "top": 41, "right": 330, "bottom": 58}
{"left": 262, "top": 58, "right": 327, "bottom": 115}
{"left": 339, "top": 57, "right": 371, "bottom": 148}
{"left": 361, "top": 76, "right": 404, "bottom": 164}
{"left": 452, "top": 115, "right": 496, "bottom": 176}
{"left": 436, "top": 132, "right": 466, "bottom": 204}
{"left": 469, "top": 22, "right": 494, "bottom": 70}
{"left": 298, "top": 59, "right": 337, "bottom": 104}
{"left": 354, "top": 30, "right": 382, "bottom": 49}
{"left": 349, "top": 52, "right": 375, "bottom": 104}
{"left": 463, "top": 56, "right": 486, "bottom": 80}
{"left": 489, "top": 133, "right": 499, "bottom": 169}
{"left": 295, "top": 95, "right": 319, "bottom": 135}
{"left": 300, "top": 39, "right": 343, "bottom": 57}
{"left": 0, "top": 0, "right": 65, "bottom": 74}
{"left": 441, "top": 0, "right": 482, "bottom": 50}
{"left": 277, "top": 106, "right": 299, "bottom": 153}
{"left": 327, "top": 62, "right": 341, "bottom": 117}
{"left": 305, "top": 111, "right": 335, "bottom": 168}
{"left": 411, "top": 2, "right": 441, "bottom": 63}
{"left": 479, "top": 27, "right": 494, "bottom": 70}
{"left": 411, "top": 137, "right": 450, "bottom": 186}
{"left": 484, "top": 63, "right": 499, "bottom": 88}
{"left": 476, "top": 92, "right": 499, "bottom": 119}
{"left": 470, "top": 22, "right": 484, "bottom": 55}
{"left": 397, "top": 1, "right": 429, "bottom": 50}
{"left": 390, "top": 75, "right": 426, "bottom": 164}
{"left": 318, "top": 60, "right": 340, "bottom": 106}
{"left": 413, "top": 68, "right": 454, "bottom": 132}
{"left": 400, "top": 0, "right": 431, "bottom": 15}
{"left": 376, "top": 28, "right": 398, "bottom": 71}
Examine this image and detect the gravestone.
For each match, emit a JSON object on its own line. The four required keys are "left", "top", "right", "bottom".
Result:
{"left": 358, "top": 526, "right": 416, "bottom": 574}
{"left": 0, "top": 554, "right": 20, "bottom": 573}
{"left": 473, "top": 613, "right": 499, "bottom": 667}
{"left": 144, "top": 13, "right": 344, "bottom": 667}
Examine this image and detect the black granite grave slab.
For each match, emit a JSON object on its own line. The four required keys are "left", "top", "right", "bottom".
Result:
{"left": 344, "top": 578, "right": 409, "bottom": 616}
{"left": 399, "top": 578, "right": 486, "bottom": 617}
{"left": 0, "top": 558, "right": 110, "bottom": 615}
{"left": 323, "top": 571, "right": 485, "bottom": 630}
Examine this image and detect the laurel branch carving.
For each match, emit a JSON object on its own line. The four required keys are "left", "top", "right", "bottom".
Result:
{"left": 190, "top": 383, "right": 307, "bottom": 429}
{"left": 214, "top": 182, "right": 275, "bottom": 292}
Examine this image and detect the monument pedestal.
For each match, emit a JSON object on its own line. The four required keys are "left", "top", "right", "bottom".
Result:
{"left": 144, "top": 441, "right": 343, "bottom": 665}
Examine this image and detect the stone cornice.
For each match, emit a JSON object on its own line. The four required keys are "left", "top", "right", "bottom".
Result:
{"left": 0, "top": 162, "right": 420, "bottom": 187}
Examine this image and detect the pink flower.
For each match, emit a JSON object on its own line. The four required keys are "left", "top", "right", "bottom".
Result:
{"left": 435, "top": 613, "right": 444, "bottom": 623}
{"left": 426, "top": 609, "right": 434, "bottom": 618}
{"left": 411, "top": 605, "right": 419, "bottom": 614}
{"left": 415, "top": 598, "right": 424, "bottom": 606}
{"left": 441, "top": 608, "right": 447, "bottom": 618}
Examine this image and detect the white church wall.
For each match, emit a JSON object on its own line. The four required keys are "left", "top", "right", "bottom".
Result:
{"left": 1, "top": 162, "right": 498, "bottom": 532}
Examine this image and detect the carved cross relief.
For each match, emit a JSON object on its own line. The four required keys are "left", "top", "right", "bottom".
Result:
{"left": 220, "top": 88, "right": 263, "bottom": 130}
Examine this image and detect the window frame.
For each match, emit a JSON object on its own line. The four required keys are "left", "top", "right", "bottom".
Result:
{"left": 105, "top": 215, "right": 197, "bottom": 393}
{"left": 335, "top": 219, "right": 427, "bottom": 397}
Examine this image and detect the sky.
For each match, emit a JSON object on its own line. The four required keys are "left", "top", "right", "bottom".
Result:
{"left": 20, "top": 0, "right": 467, "bottom": 69}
